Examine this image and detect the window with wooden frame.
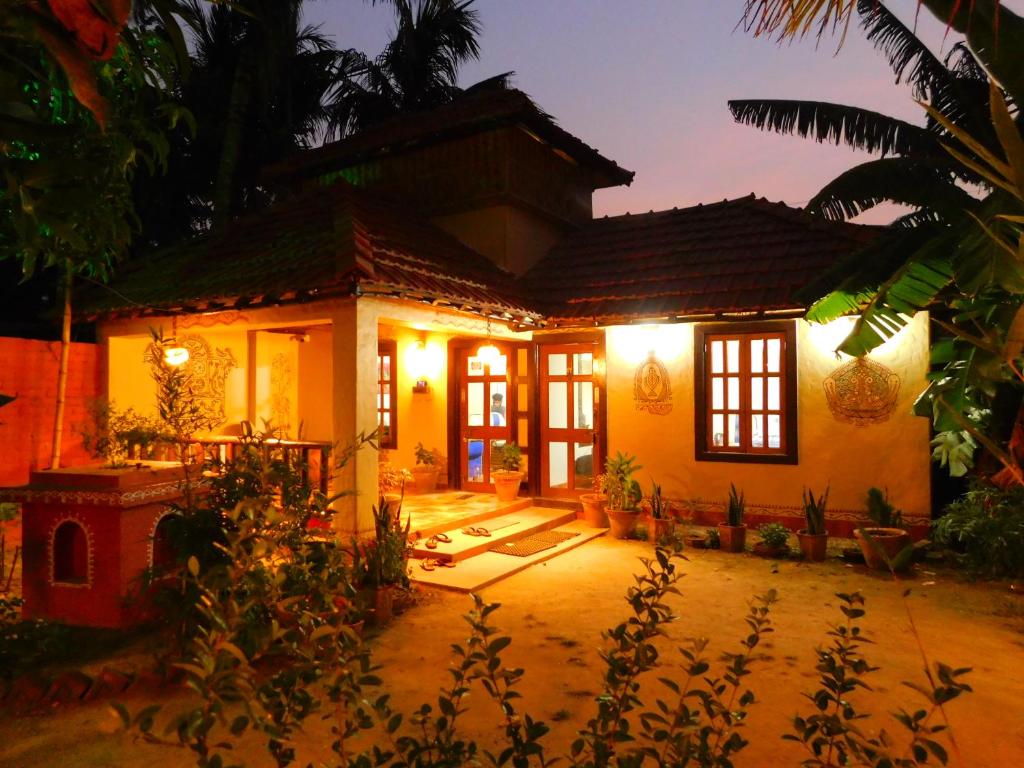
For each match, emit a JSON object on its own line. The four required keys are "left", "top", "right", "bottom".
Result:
{"left": 694, "top": 321, "right": 798, "bottom": 464}
{"left": 377, "top": 340, "right": 397, "bottom": 449}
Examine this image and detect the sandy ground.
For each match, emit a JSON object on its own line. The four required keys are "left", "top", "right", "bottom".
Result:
{"left": 2, "top": 537, "right": 1023, "bottom": 767}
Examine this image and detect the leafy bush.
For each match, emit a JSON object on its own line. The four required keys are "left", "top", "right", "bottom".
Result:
{"left": 81, "top": 400, "right": 166, "bottom": 467}
{"left": 602, "top": 451, "right": 643, "bottom": 511}
{"left": 934, "top": 484, "right": 1024, "bottom": 580}
{"left": 757, "top": 522, "right": 790, "bottom": 550}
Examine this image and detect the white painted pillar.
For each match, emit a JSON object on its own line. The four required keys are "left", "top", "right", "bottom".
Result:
{"left": 331, "top": 300, "right": 379, "bottom": 536}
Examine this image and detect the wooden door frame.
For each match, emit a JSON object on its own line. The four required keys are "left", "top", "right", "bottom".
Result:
{"left": 530, "top": 330, "right": 607, "bottom": 501}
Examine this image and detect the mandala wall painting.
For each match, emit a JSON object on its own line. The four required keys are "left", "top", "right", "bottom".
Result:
{"left": 270, "top": 352, "right": 293, "bottom": 433}
{"left": 144, "top": 335, "right": 237, "bottom": 427}
{"left": 633, "top": 351, "right": 672, "bottom": 415}
{"left": 823, "top": 357, "right": 900, "bottom": 426}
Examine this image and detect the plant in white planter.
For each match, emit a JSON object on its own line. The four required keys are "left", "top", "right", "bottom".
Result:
{"left": 492, "top": 442, "right": 523, "bottom": 502}
{"left": 410, "top": 442, "right": 440, "bottom": 494}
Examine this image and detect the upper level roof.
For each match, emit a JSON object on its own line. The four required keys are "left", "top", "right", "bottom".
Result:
{"left": 520, "top": 195, "right": 879, "bottom": 326}
{"left": 79, "top": 181, "right": 538, "bottom": 323}
{"left": 266, "top": 88, "right": 634, "bottom": 190}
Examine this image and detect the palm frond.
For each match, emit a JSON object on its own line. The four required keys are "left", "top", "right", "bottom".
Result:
{"left": 807, "top": 156, "right": 979, "bottom": 220}
{"left": 728, "top": 99, "right": 937, "bottom": 157}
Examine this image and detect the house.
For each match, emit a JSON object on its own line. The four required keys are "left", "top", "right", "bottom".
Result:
{"left": 83, "top": 88, "right": 931, "bottom": 537}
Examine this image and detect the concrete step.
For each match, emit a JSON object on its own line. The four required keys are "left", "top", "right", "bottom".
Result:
{"left": 410, "top": 506, "right": 576, "bottom": 562}
{"left": 410, "top": 519, "right": 607, "bottom": 592}
{"left": 404, "top": 494, "right": 533, "bottom": 539}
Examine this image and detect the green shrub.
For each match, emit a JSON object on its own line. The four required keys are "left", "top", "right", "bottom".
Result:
{"left": 757, "top": 522, "right": 790, "bottom": 550}
{"left": 934, "top": 484, "right": 1024, "bottom": 580}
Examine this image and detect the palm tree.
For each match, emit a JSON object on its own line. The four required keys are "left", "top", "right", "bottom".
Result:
{"left": 326, "top": 0, "right": 505, "bottom": 139}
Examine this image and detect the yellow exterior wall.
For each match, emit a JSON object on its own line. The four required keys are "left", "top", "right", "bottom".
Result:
{"left": 253, "top": 331, "right": 299, "bottom": 436}
{"left": 297, "top": 326, "right": 334, "bottom": 442}
{"left": 604, "top": 314, "right": 932, "bottom": 525}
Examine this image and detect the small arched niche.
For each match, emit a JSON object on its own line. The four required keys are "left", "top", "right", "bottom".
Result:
{"left": 52, "top": 520, "right": 89, "bottom": 584}
{"left": 151, "top": 513, "right": 180, "bottom": 572}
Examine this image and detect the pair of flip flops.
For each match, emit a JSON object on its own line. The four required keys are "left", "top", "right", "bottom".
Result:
{"left": 419, "top": 558, "right": 456, "bottom": 571}
{"left": 424, "top": 532, "right": 452, "bottom": 549}
{"left": 461, "top": 526, "right": 492, "bottom": 537}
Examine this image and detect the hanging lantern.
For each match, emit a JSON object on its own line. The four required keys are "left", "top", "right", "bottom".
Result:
{"left": 476, "top": 342, "right": 501, "bottom": 365}
{"left": 163, "top": 317, "right": 189, "bottom": 366}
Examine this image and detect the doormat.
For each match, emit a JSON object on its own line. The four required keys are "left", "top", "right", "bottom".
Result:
{"left": 489, "top": 530, "right": 579, "bottom": 558}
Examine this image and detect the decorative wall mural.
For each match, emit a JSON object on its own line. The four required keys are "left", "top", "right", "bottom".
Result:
{"left": 271, "top": 352, "right": 293, "bottom": 433}
{"left": 823, "top": 357, "right": 900, "bottom": 426}
{"left": 144, "top": 335, "right": 237, "bottom": 427}
{"left": 633, "top": 351, "right": 672, "bottom": 415}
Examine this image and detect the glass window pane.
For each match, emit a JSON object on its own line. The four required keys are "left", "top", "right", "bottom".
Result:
{"left": 751, "top": 377, "right": 763, "bottom": 410}
{"left": 383, "top": 355, "right": 391, "bottom": 381}
{"left": 490, "top": 353, "right": 507, "bottom": 377}
{"left": 767, "top": 377, "right": 780, "bottom": 410}
{"left": 573, "top": 352, "right": 593, "bottom": 376}
{"left": 549, "top": 441, "right": 569, "bottom": 489}
{"left": 712, "top": 414, "right": 725, "bottom": 446}
{"left": 467, "top": 438, "right": 484, "bottom": 482}
{"left": 728, "top": 413, "right": 741, "bottom": 447}
{"left": 468, "top": 382, "right": 484, "bottom": 426}
{"left": 727, "top": 377, "right": 739, "bottom": 409}
{"left": 710, "top": 341, "right": 724, "bottom": 374}
{"left": 517, "top": 348, "right": 528, "bottom": 371}
{"left": 751, "top": 415, "right": 763, "bottom": 448}
{"left": 767, "top": 338, "right": 781, "bottom": 373}
{"left": 750, "top": 339, "right": 763, "bottom": 374}
{"left": 574, "top": 442, "right": 594, "bottom": 489}
{"left": 382, "top": 393, "right": 390, "bottom": 410}
{"left": 490, "top": 382, "right": 507, "bottom": 426}
{"left": 548, "top": 353, "right": 568, "bottom": 376}
{"left": 574, "top": 381, "right": 593, "bottom": 429}
{"left": 548, "top": 381, "right": 568, "bottom": 428}
{"left": 382, "top": 412, "right": 390, "bottom": 427}
{"left": 768, "top": 415, "right": 782, "bottom": 449}
{"left": 712, "top": 377, "right": 724, "bottom": 409}
{"left": 468, "top": 356, "right": 484, "bottom": 376}
{"left": 489, "top": 440, "right": 507, "bottom": 483}
{"left": 517, "top": 382, "right": 528, "bottom": 408}
{"left": 518, "top": 417, "right": 529, "bottom": 448}
{"left": 726, "top": 339, "right": 740, "bottom": 373}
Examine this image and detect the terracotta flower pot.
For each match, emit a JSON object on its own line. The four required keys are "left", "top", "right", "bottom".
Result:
{"left": 854, "top": 527, "right": 912, "bottom": 570}
{"left": 579, "top": 493, "right": 609, "bottom": 528}
{"left": 718, "top": 524, "right": 747, "bottom": 553}
{"left": 492, "top": 470, "right": 523, "bottom": 502}
{"left": 410, "top": 466, "right": 439, "bottom": 495}
{"left": 646, "top": 516, "right": 676, "bottom": 545}
{"left": 797, "top": 530, "right": 829, "bottom": 562}
{"left": 606, "top": 508, "right": 638, "bottom": 539}
{"left": 752, "top": 542, "right": 788, "bottom": 559}
{"left": 362, "top": 585, "right": 394, "bottom": 626}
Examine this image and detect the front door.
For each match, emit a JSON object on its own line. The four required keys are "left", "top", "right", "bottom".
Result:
{"left": 539, "top": 343, "right": 601, "bottom": 499}
{"left": 459, "top": 344, "right": 513, "bottom": 490}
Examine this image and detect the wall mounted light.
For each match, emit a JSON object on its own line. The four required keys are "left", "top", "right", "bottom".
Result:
{"left": 163, "top": 317, "right": 190, "bottom": 367}
{"left": 406, "top": 338, "right": 443, "bottom": 393}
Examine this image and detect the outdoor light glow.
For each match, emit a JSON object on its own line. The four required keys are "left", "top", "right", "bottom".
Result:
{"left": 807, "top": 316, "right": 910, "bottom": 358}
{"left": 613, "top": 325, "right": 682, "bottom": 364}
{"left": 476, "top": 342, "right": 501, "bottom": 365}
{"left": 163, "top": 345, "right": 190, "bottom": 367}
{"left": 405, "top": 339, "right": 443, "bottom": 379}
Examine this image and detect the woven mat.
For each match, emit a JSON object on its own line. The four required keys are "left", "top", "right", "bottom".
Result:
{"left": 489, "top": 530, "right": 579, "bottom": 558}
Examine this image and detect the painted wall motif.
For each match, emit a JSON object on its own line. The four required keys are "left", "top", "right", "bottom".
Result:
{"left": 633, "top": 352, "right": 672, "bottom": 415}
{"left": 271, "top": 352, "right": 293, "bottom": 433}
{"left": 823, "top": 357, "right": 900, "bottom": 426}
{"left": 144, "top": 335, "right": 237, "bottom": 427}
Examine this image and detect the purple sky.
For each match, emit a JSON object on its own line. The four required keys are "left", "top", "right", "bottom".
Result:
{"left": 304, "top": 1, "right": 1022, "bottom": 224}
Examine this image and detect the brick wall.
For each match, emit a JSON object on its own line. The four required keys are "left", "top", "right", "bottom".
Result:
{"left": 0, "top": 337, "right": 102, "bottom": 486}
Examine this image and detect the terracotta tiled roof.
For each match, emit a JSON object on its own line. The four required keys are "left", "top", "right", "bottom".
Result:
{"left": 266, "top": 88, "right": 634, "bottom": 189}
{"left": 520, "top": 195, "right": 879, "bottom": 326}
{"left": 80, "top": 182, "right": 537, "bottom": 322}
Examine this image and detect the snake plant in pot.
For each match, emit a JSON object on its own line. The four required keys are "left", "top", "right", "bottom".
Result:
{"left": 855, "top": 487, "right": 912, "bottom": 571}
{"left": 798, "top": 485, "right": 829, "bottom": 562}
{"left": 719, "top": 483, "right": 746, "bottom": 553}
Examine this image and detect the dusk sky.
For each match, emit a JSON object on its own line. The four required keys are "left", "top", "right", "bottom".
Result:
{"left": 305, "top": 1, "right": 1023, "bottom": 224}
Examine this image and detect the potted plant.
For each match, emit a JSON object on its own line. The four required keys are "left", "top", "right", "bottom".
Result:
{"left": 643, "top": 481, "right": 675, "bottom": 544}
{"left": 379, "top": 452, "right": 411, "bottom": 508}
{"left": 579, "top": 474, "right": 609, "bottom": 528}
{"left": 353, "top": 497, "right": 411, "bottom": 626}
{"left": 753, "top": 522, "right": 790, "bottom": 558}
{"left": 719, "top": 484, "right": 747, "bottom": 553}
{"left": 603, "top": 451, "right": 643, "bottom": 539}
{"left": 411, "top": 442, "right": 439, "bottom": 494}
{"left": 797, "top": 485, "right": 829, "bottom": 562}
{"left": 854, "top": 487, "right": 912, "bottom": 571}
{"left": 492, "top": 442, "right": 524, "bottom": 502}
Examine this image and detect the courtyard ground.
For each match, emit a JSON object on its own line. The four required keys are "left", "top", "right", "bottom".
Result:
{"left": 1, "top": 535, "right": 1023, "bottom": 767}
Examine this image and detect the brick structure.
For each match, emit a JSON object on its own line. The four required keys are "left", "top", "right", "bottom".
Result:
{"left": 0, "top": 463, "right": 184, "bottom": 628}
{"left": 0, "top": 337, "right": 103, "bottom": 486}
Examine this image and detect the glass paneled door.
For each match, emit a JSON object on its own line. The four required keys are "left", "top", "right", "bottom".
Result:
{"left": 459, "top": 344, "right": 513, "bottom": 491}
{"left": 539, "top": 344, "right": 601, "bottom": 498}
